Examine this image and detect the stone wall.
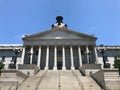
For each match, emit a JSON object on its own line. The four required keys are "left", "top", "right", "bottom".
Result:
{"left": 79, "top": 64, "right": 102, "bottom": 76}
{"left": 92, "top": 70, "right": 106, "bottom": 90}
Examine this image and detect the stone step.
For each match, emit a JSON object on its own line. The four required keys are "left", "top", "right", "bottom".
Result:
{"left": 77, "top": 76, "right": 101, "bottom": 90}
{"left": 105, "top": 76, "right": 120, "bottom": 79}
{"left": 104, "top": 74, "right": 119, "bottom": 76}
{"left": 72, "top": 70, "right": 82, "bottom": 76}
{"left": 104, "top": 73, "right": 119, "bottom": 75}
{"left": 17, "top": 70, "right": 46, "bottom": 90}
{"left": 104, "top": 75, "right": 120, "bottom": 77}
{"left": 103, "top": 69, "right": 120, "bottom": 90}
{"left": 106, "top": 81, "right": 120, "bottom": 85}
{"left": 17, "top": 70, "right": 101, "bottom": 90}
{"left": 104, "top": 72, "right": 119, "bottom": 75}
{"left": 37, "top": 70, "right": 82, "bottom": 90}
{"left": 106, "top": 85, "right": 120, "bottom": 90}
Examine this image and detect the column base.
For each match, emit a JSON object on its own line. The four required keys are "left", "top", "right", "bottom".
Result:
{"left": 79, "top": 64, "right": 83, "bottom": 68}
{"left": 53, "top": 67, "right": 57, "bottom": 70}
{"left": 62, "top": 67, "right": 66, "bottom": 70}
{"left": 71, "top": 66, "right": 75, "bottom": 70}
{"left": 45, "top": 67, "right": 48, "bottom": 70}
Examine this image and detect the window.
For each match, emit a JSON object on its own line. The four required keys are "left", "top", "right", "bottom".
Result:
{"left": 1, "top": 56, "right": 5, "bottom": 62}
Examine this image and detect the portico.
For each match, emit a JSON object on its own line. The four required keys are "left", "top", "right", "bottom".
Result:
{"left": 21, "top": 45, "right": 97, "bottom": 70}
{"left": 21, "top": 16, "right": 98, "bottom": 70}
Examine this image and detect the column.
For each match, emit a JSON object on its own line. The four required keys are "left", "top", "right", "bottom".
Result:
{"left": 21, "top": 46, "right": 25, "bottom": 64}
{"left": 37, "top": 46, "right": 41, "bottom": 69}
{"left": 45, "top": 46, "right": 49, "bottom": 70}
{"left": 62, "top": 46, "right": 66, "bottom": 70}
{"left": 30, "top": 46, "right": 33, "bottom": 64}
{"left": 78, "top": 46, "right": 82, "bottom": 68}
{"left": 86, "top": 46, "right": 89, "bottom": 64}
{"left": 70, "top": 46, "right": 75, "bottom": 70}
{"left": 53, "top": 46, "right": 57, "bottom": 70}
{"left": 94, "top": 47, "right": 99, "bottom": 64}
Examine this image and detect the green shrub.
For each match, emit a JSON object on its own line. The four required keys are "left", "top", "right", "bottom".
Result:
{"left": 113, "top": 55, "right": 120, "bottom": 75}
{"left": 0, "top": 61, "right": 4, "bottom": 69}
{"left": 113, "top": 59, "right": 120, "bottom": 68}
{"left": 0, "top": 61, "right": 4, "bottom": 76}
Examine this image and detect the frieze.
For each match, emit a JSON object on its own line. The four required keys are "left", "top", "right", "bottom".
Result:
{"left": 23, "top": 39, "right": 96, "bottom": 45}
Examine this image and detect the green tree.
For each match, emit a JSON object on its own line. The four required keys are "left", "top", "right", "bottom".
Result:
{"left": 0, "top": 61, "right": 4, "bottom": 76}
{"left": 113, "top": 55, "right": 120, "bottom": 75}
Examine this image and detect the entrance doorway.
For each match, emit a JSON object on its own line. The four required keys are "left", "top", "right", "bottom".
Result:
{"left": 57, "top": 61, "right": 62, "bottom": 70}
{"left": 57, "top": 49, "right": 62, "bottom": 70}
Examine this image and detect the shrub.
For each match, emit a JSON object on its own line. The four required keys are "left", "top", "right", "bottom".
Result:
{"left": 0, "top": 61, "right": 4, "bottom": 69}
{"left": 113, "top": 55, "right": 120, "bottom": 75}
{"left": 113, "top": 59, "right": 120, "bottom": 68}
{"left": 0, "top": 61, "right": 4, "bottom": 76}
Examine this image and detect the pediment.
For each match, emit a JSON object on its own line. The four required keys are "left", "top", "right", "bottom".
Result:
{"left": 33, "top": 30, "right": 85, "bottom": 39}
{"left": 23, "top": 28, "right": 97, "bottom": 41}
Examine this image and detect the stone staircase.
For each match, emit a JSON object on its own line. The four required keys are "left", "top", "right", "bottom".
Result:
{"left": 0, "top": 69, "right": 27, "bottom": 90}
{"left": 72, "top": 70, "right": 101, "bottom": 90}
{"left": 103, "top": 69, "right": 120, "bottom": 90}
{"left": 17, "top": 70, "right": 101, "bottom": 90}
{"left": 37, "top": 70, "right": 82, "bottom": 90}
{"left": 17, "top": 70, "right": 46, "bottom": 90}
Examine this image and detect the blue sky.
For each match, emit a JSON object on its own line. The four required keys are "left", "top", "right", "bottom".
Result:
{"left": 0, "top": 0, "right": 120, "bottom": 45}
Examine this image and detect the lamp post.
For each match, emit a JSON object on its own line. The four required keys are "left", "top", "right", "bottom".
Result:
{"left": 13, "top": 48, "right": 21, "bottom": 68}
{"left": 97, "top": 44, "right": 107, "bottom": 68}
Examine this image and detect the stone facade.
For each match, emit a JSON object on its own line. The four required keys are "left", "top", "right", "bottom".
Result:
{"left": 0, "top": 45, "right": 119, "bottom": 70}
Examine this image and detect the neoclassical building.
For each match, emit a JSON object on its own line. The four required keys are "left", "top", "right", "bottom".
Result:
{"left": 21, "top": 16, "right": 98, "bottom": 70}
{"left": 0, "top": 16, "right": 120, "bottom": 70}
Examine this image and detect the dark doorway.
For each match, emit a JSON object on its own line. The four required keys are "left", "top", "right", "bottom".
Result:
{"left": 57, "top": 49, "right": 62, "bottom": 70}
{"left": 57, "top": 61, "right": 62, "bottom": 70}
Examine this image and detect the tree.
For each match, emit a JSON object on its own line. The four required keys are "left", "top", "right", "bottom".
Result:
{"left": 0, "top": 61, "right": 4, "bottom": 76}
{"left": 113, "top": 55, "right": 120, "bottom": 75}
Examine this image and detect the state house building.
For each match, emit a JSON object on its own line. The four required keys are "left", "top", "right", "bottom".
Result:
{"left": 0, "top": 16, "right": 120, "bottom": 70}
